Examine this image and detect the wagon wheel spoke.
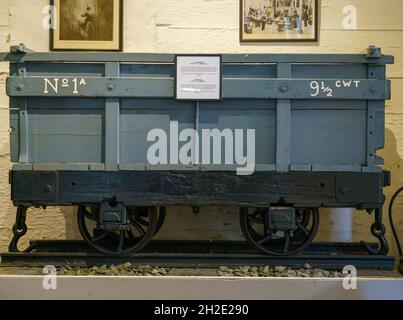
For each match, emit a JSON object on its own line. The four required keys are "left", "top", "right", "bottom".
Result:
{"left": 92, "top": 231, "right": 108, "bottom": 243}
{"left": 263, "top": 218, "right": 269, "bottom": 236}
{"left": 84, "top": 208, "right": 96, "bottom": 221}
{"left": 296, "top": 221, "right": 310, "bottom": 237}
{"left": 248, "top": 210, "right": 263, "bottom": 224}
{"left": 247, "top": 215, "right": 261, "bottom": 224}
{"left": 116, "top": 231, "right": 125, "bottom": 252}
{"left": 135, "top": 217, "right": 149, "bottom": 227}
{"left": 131, "top": 220, "right": 146, "bottom": 237}
{"left": 257, "top": 234, "right": 272, "bottom": 245}
{"left": 283, "top": 231, "right": 291, "bottom": 253}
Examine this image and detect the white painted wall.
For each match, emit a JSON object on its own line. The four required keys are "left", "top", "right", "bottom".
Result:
{"left": 0, "top": 0, "right": 402, "bottom": 254}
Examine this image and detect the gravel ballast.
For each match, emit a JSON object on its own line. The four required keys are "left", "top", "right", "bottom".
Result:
{"left": 217, "top": 264, "right": 340, "bottom": 278}
{"left": 58, "top": 263, "right": 340, "bottom": 277}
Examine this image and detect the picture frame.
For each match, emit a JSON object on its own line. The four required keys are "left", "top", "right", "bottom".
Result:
{"left": 240, "top": 0, "right": 318, "bottom": 42}
{"left": 51, "top": 0, "right": 123, "bottom": 51}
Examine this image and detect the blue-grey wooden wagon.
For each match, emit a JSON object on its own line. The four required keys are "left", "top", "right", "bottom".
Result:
{"left": 1, "top": 44, "right": 394, "bottom": 256}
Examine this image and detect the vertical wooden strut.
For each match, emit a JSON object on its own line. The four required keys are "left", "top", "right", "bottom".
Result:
{"left": 105, "top": 62, "right": 120, "bottom": 171}
{"left": 17, "top": 64, "right": 29, "bottom": 163}
{"left": 276, "top": 63, "right": 292, "bottom": 172}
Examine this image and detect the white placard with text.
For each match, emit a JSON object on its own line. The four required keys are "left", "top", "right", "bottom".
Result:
{"left": 176, "top": 55, "right": 222, "bottom": 100}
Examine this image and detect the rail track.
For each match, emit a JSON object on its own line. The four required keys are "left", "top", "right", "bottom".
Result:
{"left": 0, "top": 240, "right": 395, "bottom": 270}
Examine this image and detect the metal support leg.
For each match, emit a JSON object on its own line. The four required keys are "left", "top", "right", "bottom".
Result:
{"left": 361, "top": 208, "right": 389, "bottom": 255}
{"left": 8, "top": 206, "right": 28, "bottom": 252}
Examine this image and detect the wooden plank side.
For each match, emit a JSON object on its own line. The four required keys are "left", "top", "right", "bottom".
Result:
{"left": 1, "top": 52, "right": 394, "bottom": 65}
{"left": 6, "top": 77, "right": 390, "bottom": 100}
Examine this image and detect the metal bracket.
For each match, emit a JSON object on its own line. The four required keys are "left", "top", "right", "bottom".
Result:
{"left": 10, "top": 43, "right": 33, "bottom": 54}
{"left": 9, "top": 206, "right": 29, "bottom": 252}
{"left": 366, "top": 45, "right": 382, "bottom": 59}
{"left": 361, "top": 208, "right": 389, "bottom": 255}
{"left": 383, "top": 170, "right": 391, "bottom": 187}
{"left": 99, "top": 201, "right": 129, "bottom": 232}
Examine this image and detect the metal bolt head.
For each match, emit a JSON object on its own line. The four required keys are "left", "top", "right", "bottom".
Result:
{"left": 16, "top": 84, "right": 24, "bottom": 91}
{"left": 369, "top": 87, "right": 378, "bottom": 94}
{"left": 108, "top": 84, "right": 114, "bottom": 91}
{"left": 367, "top": 45, "right": 382, "bottom": 58}
{"left": 279, "top": 85, "right": 288, "bottom": 93}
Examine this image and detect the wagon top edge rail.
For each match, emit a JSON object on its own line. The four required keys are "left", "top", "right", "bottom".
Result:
{"left": 0, "top": 44, "right": 394, "bottom": 64}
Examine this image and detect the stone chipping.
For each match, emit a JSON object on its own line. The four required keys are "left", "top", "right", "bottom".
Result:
{"left": 217, "top": 264, "right": 341, "bottom": 278}
{"left": 57, "top": 263, "right": 340, "bottom": 277}
{"left": 58, "top": 264, "right": 170, "bottom": 276}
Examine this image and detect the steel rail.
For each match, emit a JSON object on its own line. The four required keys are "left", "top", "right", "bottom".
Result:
{"left": 0, "top": 240, "right": 395, "bottom": 270}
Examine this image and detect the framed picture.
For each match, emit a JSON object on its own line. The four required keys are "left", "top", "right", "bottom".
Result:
{"left": 240, "top": 0, "right": 318, "bottom": 42}
{"left": 51, "top": 0, "right": 123, "bottom": 51}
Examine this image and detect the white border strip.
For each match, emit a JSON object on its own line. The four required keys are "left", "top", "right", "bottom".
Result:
{"left": 1, "top": 276, "right": 403, "bottom": 300}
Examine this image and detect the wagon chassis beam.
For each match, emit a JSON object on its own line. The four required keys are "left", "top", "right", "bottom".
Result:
{"left": 8, "top": 170, "right": 390, "bottom": 256}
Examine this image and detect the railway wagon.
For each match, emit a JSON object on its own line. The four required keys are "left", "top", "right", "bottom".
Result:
{"left": 2, "top": 44, "right": 393, "bottom": 256}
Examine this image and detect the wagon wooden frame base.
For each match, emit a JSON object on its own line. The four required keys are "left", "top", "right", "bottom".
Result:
{"left": 8, "top": 170, "right": 390, "bottom": 256}
{"left": 10, "top": 170, "right": 388, "bottom": 208}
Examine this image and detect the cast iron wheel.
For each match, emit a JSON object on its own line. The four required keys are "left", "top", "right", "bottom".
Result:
{"left": 126, "top": 206, "right": 166, "bottom": 236}
{"left": 77, "top": 206, "right": 158, "bottom": 256}
{"left": 240, "top": 207, "right": 320, "bottom": 256}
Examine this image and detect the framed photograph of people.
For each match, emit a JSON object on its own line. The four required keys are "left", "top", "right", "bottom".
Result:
{"left": 51, "top": 0, "right": 123, "bottom": 51}
{"left": 240, "top": 0, "right": 318, "bottom": 42}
